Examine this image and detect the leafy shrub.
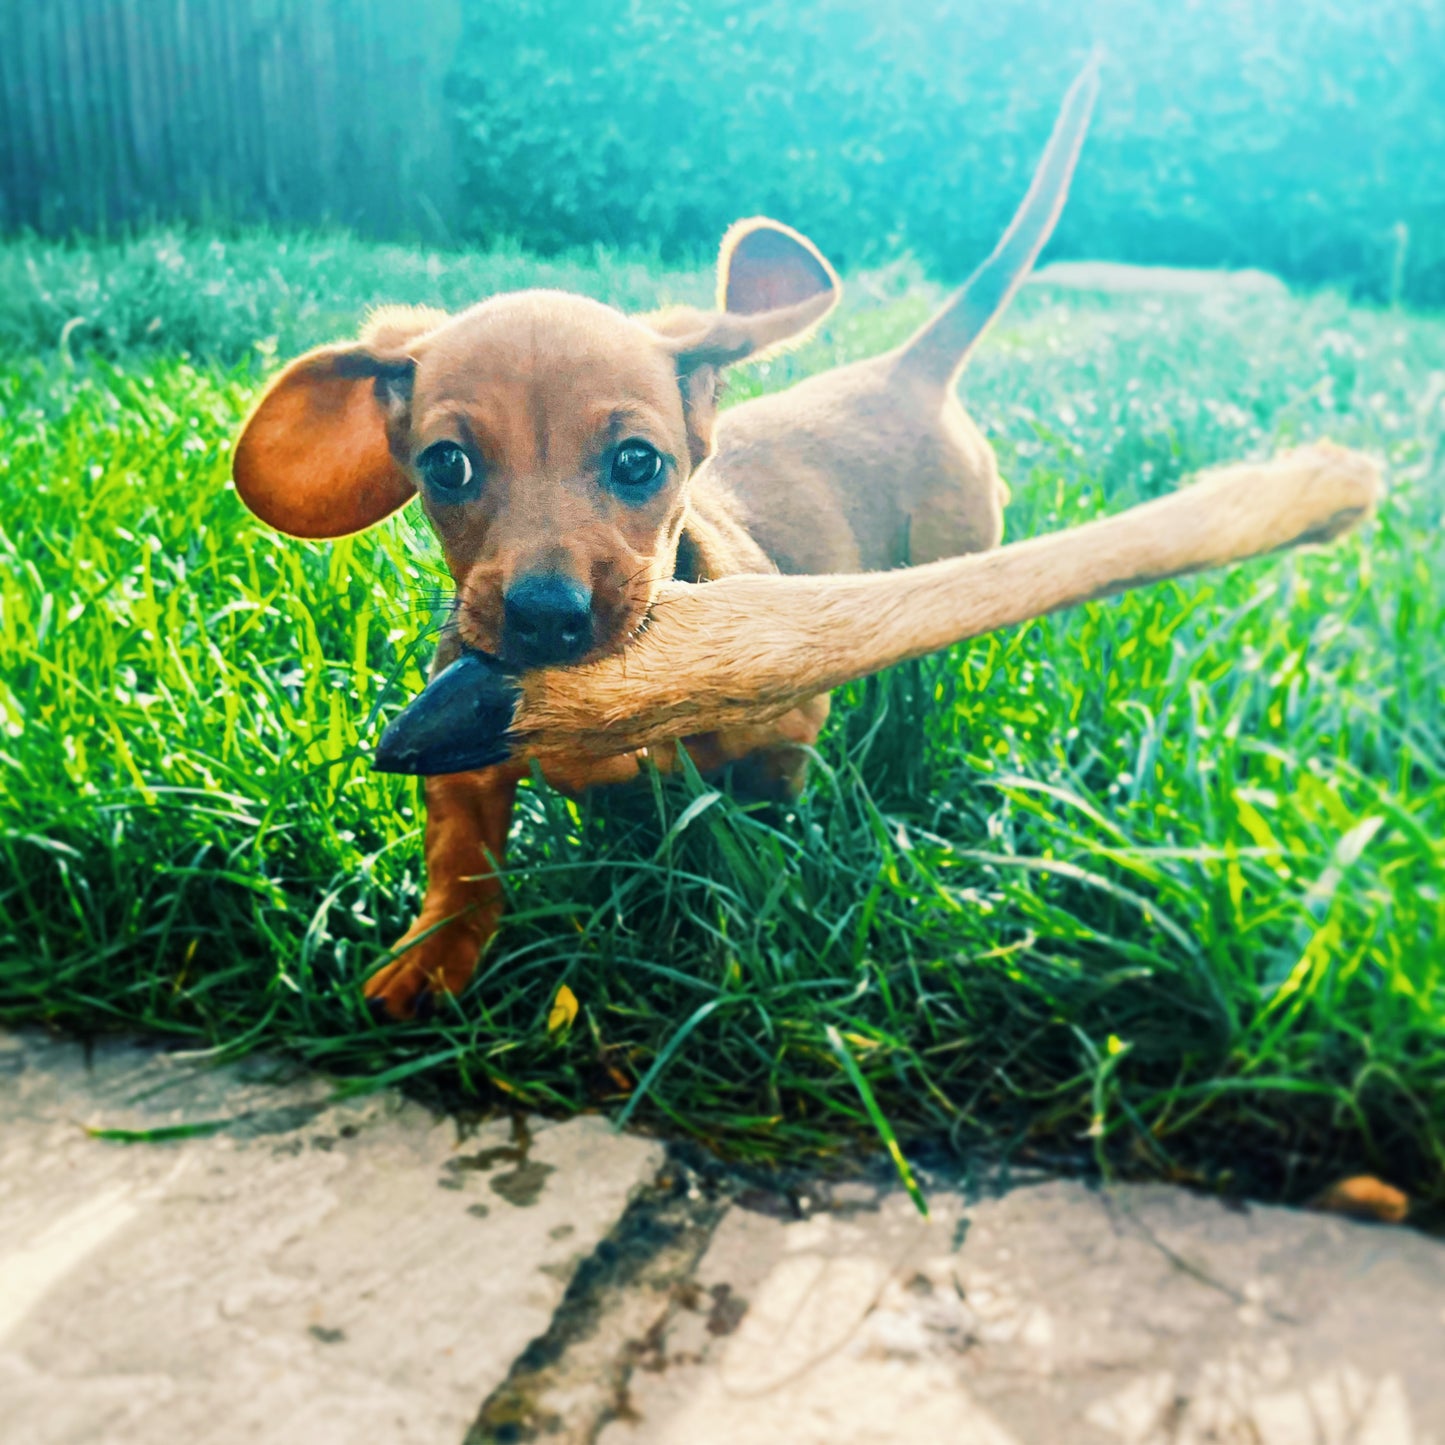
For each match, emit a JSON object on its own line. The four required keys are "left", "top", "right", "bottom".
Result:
{"left": 450, "top": 0, "right": 1445, "bottom": 303}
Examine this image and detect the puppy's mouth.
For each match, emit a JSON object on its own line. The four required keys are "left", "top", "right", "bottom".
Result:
{"left": 373, "top": 603, "right": 654, "bottom": 776}
{"left": 376, "top": 588, "right": 658, "bottom": 776}
{"left": 493, "top": 610, "right": 647, "bottom": 672}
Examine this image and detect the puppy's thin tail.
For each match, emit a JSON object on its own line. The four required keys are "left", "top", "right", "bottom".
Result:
{"left": 894, "top": 52, "right": 1101, "bottom": 392}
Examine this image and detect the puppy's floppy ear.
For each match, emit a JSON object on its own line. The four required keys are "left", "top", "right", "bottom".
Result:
{"left": 233, "top": 304, "right": 446, "bottom": 540}
{"left": 655, "top": 219, "right": 840, "bottom": 465}
{"left": 717, "top": 217, "right": 840, "bottom": 321}
{"left": 673, "top": 217, "right": 839, "bottom": 367}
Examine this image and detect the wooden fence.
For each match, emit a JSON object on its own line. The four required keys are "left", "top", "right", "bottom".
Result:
{"left": 0, "top": 0, "right": 463, "bottom": 239}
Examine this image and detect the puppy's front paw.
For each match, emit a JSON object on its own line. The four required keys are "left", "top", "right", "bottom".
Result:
{"left": 364, "top": 911, "right": 491, "bottom": 1020}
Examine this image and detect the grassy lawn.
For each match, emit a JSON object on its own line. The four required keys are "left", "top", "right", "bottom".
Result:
{"left": 2, "top": 231, "right": 1442, "bottom": 1206}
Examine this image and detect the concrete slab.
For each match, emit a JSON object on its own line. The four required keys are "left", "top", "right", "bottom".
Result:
{"left": 0, "top": 1030, "right": 664, "bottom": 1445}
{"left": 598, "top": 1179, "right": 1445, "bottom": 1445}
{"left": 7, "top": 1027, "right": 1443, "bottom": 1445}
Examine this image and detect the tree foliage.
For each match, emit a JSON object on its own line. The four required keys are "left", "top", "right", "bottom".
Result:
{"left": 451, "top": 0, "right": 1445, "bottom": 302}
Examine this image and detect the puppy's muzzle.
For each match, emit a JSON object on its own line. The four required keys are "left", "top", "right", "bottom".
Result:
{"left": 501, "top": 572, "right": 594, "bottom": 667}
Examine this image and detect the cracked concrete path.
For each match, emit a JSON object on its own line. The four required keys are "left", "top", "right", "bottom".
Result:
{"left": 594, "top": 1183, "right": 1445, "bottom": 1445}
{"left": 0, "top": 1030, "right": 662, "bottom": 1444}
{"left": 4, "top": 1028, "right": 1443, "bottom": 1445}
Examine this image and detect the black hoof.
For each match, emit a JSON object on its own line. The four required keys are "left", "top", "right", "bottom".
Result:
{"left": 414, "top": 991, "right": 438, "bottom": 1022}
{"left": 366, "top": 995, "right": 393, "bottom": 1024}
{"left": 373, "top": 650, "right": 523, "bottom": 776}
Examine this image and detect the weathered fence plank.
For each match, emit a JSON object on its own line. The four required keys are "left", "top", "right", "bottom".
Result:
{"left": 0, "top": 0, "right": 463, "bottom": 238}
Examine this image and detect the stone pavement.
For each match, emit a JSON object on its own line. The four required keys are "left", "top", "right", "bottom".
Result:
{"left": 2, "top": 1029, "right": 1441, "bottom": 1445}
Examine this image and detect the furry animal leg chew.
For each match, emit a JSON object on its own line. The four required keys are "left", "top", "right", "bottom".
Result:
{"left": 374, "top": 442, "right": 1380, "bottom": 775}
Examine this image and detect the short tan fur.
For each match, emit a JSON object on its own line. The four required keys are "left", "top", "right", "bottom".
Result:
{"left": 508, "top": 443, "right": 1381, "bottom": 761}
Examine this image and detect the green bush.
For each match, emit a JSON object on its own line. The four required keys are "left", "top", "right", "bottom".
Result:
{"left": 451, "top": 0, "right": 1445, "bottom": 304}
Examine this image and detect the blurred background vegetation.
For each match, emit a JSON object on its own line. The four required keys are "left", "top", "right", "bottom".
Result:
{"left": 3, "top": 0, "right": 1443, "bottom": 304}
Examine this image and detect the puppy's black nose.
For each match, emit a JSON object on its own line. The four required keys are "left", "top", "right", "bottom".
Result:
{"left": 501, "top": 573, "right": 595, "bottom": 667}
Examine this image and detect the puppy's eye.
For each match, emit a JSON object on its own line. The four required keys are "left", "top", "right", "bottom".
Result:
{"left": 611, "top": 440, "right": 663, "bottom": 490}
{"left": 417, "top": 441, "right": 474, "bottom": 495}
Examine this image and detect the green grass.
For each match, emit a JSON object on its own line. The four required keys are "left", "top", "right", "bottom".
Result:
{"left": 0, "top": 228, "right": 716, "bottom": 365}
{"left": 2, "top": 229, "right": 1443, "bottom": 1207}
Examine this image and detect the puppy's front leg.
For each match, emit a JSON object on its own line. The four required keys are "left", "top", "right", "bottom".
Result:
{"left": 365, "top": 766, "right": 520, "bottom": 1019}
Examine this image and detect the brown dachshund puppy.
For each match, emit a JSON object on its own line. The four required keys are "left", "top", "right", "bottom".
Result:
{"left": 233, "top": 63, "right": 1097, "bottom": 1018}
